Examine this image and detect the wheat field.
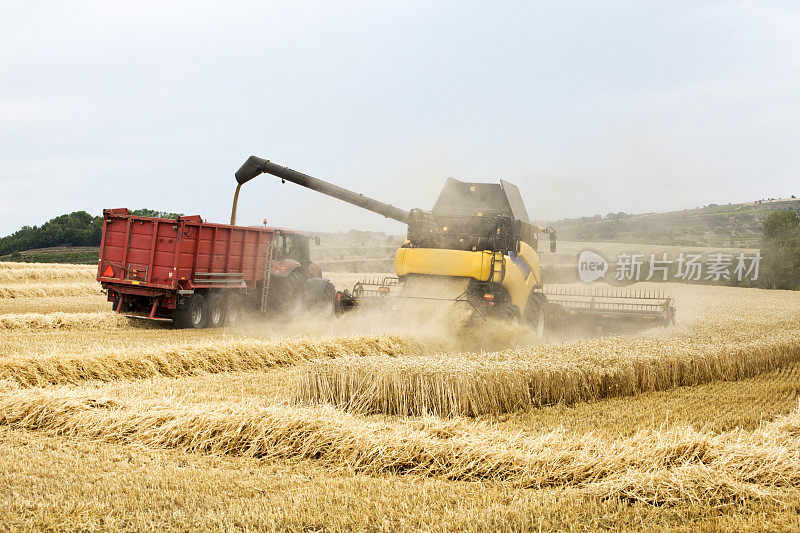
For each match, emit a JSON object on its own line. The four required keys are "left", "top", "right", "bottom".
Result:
{"left": 296, "top": 285, "right": 800, "bottom": 416}
{"left": 0, "top": 262, "right": 799, "bottom": 530}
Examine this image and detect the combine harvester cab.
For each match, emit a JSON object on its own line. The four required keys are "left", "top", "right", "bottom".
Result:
{"left": 97, "top": 208, "right": 335, "bottom": 328}
{"left": 233, "top": 155, "right": 677, "bottom": 337}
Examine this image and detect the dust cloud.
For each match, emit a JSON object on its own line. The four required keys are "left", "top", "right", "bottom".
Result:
{"left": 224, "top": 274, "right": 674, "bottom": 354}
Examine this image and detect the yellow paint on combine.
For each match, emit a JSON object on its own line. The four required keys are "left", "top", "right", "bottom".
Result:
{"left": 395, "top": 248, "right": 498, "bottom": 281}
{"left": 394, "top": 240, "right": 543, "bottom": 318}
{"left": 501, "top": 241, "right": 541, "bottom": 317}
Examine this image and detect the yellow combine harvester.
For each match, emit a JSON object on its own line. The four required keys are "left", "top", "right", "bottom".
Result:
{"left": 234, "top": 156, "right": 675, "bottom": 336}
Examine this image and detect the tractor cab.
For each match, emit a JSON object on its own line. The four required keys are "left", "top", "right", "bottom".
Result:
{"left": 272, "top": 230, "right": 322, "bottom": 278}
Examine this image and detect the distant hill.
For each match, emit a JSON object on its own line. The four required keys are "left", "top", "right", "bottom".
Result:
{"left": 546, "top": 198, "right": 800, "bottom": 248}
{"left": 3, "top": 198, "right": 800, "bottom": 264}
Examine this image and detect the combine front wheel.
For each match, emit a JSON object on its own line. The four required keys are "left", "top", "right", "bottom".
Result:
{"left": 524, "top": 293, "right": 546, "bottom": 339}
{"left": 492, "top": 303, "right": 520, "bottom": 326}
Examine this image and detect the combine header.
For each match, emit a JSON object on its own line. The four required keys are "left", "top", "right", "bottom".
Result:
{"left": 543, "top": 285, "right": 675, "bottom": 330}
{"left": 233, "top": 155, "right": 677, "bottom": 336}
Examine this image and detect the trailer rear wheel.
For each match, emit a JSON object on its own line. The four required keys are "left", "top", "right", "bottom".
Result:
{"left": 174, "top": 294, "right": 208, "bottom": 329}
{"left": 224, "top": 293, "right": 243, "bottom": 326}
{"left": 206, "top": 293, "right": 225, "bottom": 328}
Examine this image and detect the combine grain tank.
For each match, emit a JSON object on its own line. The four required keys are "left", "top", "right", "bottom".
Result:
{"left": 97, "top": 208, "right": 335, "bottom": 328}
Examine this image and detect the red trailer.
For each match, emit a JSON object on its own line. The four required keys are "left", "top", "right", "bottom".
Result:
{"left": 97, "top": 208, "right": 334, "bottom": 328}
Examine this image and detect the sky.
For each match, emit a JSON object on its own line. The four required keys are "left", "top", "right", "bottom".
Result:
{"left": 1, "top": 1, "right": 798, "bottom": 236}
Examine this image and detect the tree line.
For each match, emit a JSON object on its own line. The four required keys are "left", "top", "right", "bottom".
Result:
{"left": 760, "top": 210, "right": 800, "bottom": 290}
{"left": 0, "top": 209, "right": 183, "bottom": 256}
{"left": 1, "top": 209, "right": 798, "bottom": 290}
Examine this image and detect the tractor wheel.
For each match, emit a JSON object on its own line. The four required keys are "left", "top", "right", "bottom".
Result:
{"left": 206, "top": 293, "right": 225, "bottom": 328}
{"left": 173, "top": 294, "right": 208, "bottom": 329}
{"left": 318, "top": 281, "right": 336, "bottom": 318}
{"left": 272, "top": 270, "right": 306, "bottom": 318}
{"left": 224, "top": 293, "right": 243, "bottom": 326}
{"left": 524, "top": 292, "right": 546, "bottom": 339}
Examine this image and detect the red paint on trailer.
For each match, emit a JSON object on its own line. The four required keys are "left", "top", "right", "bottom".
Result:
{"left": 97, "top": 208, "right": 281, "bottom": 319}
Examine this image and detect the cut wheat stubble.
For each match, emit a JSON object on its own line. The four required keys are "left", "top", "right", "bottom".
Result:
{"left": 0, "top": 387, "right": 798, "bottom": 505}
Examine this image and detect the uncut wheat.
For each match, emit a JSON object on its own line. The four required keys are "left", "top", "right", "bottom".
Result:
{"left": 297, "top": 332, "right": 800, "bottom": 416}
{"left": 296, "top": 286, "right": 800, "bottom": 416}
{"left": 0, "top": 334, "right": 419, "bottom": 386}
{"left": 0, "top": 281, "right": 102, "bottom": 299}
{"left": 0, "top": 312, "right": 130, "bottom": 331}
{"left": 0, "top": 266, "right": 96, "bottom": 282}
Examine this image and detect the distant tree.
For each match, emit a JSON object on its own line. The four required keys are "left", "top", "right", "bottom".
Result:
{"left": 759, "top": 210, "right": 800, "bottom": 290}
{"left": 0, "top": 208, "right": 183, "bottom": 255}
{"left": 131, "top": 208, "right": 183, "bottom": 219}
{"left": 0, "top": 211, "right": 102, "bottom": 255}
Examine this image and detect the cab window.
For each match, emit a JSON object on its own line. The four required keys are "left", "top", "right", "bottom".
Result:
{"left": 275, "top": 235, "right": 284, "bottom": 258}
{"left": 282, "top": 234, "right": 308, "bottom": 262}
{"left": 284, "top": 235, "right": 295, "bottom": 257}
